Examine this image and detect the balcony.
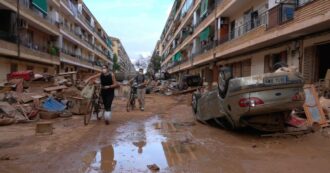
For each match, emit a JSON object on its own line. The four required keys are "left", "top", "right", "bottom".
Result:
{"left": 218, "top": 11, "right": 268, "bottom": 45}
{"left": 1, "top": 0, "right": 60, "bottom": 35}
{"left": 162, "top": 0, "right": 226, "bottom": 65}
{"left": 60, "top": 24, "right": 94, "bottom": 51}
{"left": 60, "top": 0, "right": 77, "bottom": 16}
{"left": 60, "top": 49, "right": 95, "bottom": 69}
{"left": 0, "top": 38, "right": 60, "bottom": 65}
{"left": 77, "top": 13, "right": 94, "bottom": 32}
{"left": 268, "top": 3, "right": 295, "bottom": 29}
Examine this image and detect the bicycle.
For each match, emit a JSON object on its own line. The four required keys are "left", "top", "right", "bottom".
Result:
{"left": 84, "top": 84, "right": 103, "bottom": 125}
{"left": 126, "top": 83, "right": 138, "bottom": 112}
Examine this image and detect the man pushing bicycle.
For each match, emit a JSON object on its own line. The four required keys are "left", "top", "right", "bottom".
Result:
{"left": 129, "top": 68, "right": 148, "bottom": 111}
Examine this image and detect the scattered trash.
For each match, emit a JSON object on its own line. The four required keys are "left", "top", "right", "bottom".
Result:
{"left": 147, "top": 164, "right": 160, "bottom": 171}
{"left": 42, "top": 97, "right": 66, "bottom": 112}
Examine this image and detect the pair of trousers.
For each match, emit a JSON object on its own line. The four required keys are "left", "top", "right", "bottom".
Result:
{"left": 101, "top": 89, "right": 114, "bottom": 111}
{"left": 137, "top": 88, "right": 145, "bottom": 108}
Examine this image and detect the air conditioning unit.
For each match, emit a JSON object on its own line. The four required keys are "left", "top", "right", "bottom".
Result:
{"left": 20, "top": 19, "right": 28, "bottom": 29}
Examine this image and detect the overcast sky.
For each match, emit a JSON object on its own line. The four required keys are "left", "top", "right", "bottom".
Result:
{"left": 84, "top": 0, "right": 174, "bottom": 64}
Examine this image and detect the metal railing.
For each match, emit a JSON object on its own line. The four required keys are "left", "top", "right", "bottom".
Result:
{"left": 16, "top": 0, "right": 58, "bottom": 27}
{"left": 217, "top": 11, "right": 268, "bottom": 45}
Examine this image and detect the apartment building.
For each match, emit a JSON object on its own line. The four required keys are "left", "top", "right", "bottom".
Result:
{"left": 110, "top": 36, "right": 135, "bottom": 73}
{"left": 159, "top": 0, "right": 330, "bottom": 87}
{"left": 0, "top": 0, "right": 113, "bottom": 83}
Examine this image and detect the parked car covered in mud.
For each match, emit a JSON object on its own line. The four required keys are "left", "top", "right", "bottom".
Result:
{"left": 192, "top": 67, "right": 305, "bottom": 131}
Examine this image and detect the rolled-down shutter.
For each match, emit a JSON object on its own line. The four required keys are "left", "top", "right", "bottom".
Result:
{"left": 303, "top": 46, "right": 316, "bottom": 84}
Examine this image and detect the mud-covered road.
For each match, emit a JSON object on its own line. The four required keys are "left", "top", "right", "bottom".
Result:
{"left": 1, "top": 94, "right": 330, "bottom": 173}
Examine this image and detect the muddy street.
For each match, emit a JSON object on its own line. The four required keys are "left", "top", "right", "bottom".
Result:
{"left": 0, "top": 94, "right": 329, "bottom": 173}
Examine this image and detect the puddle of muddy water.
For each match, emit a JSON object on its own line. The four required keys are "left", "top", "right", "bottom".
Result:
{"left": 84, "top": 117, "right": 205, "bottom": 172}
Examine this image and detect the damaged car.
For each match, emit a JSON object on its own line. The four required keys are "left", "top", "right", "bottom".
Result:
{"left": 192, "top": 67, "right": 305, "bottom": 132}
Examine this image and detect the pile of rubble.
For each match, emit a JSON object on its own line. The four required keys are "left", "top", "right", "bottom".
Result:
{"left": 0, "top": 71, "right": 92, "bottom": 126}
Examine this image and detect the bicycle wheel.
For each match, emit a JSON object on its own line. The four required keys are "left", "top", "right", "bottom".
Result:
{"left": 84, "top": 101, "right": 94, "bottom": 125}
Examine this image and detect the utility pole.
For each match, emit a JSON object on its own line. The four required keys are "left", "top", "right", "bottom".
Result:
{"left": 16, "top": 0, "right": 20, "bottom": 59}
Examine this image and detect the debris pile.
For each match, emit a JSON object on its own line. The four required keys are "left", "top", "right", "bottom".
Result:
{"left": 0, "top": 71, "right": 94, "bottom": 126}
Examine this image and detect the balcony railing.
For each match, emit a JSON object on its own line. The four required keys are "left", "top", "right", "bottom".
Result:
{"left": 77, "top": 13, "right": 94, "bottom": 31}
{"left": 4, "top": 0, "right": 60, "bottom": 33}
{"left": 60, "top": 24, "right": 94, "bottom": 49}
{"left": 61, "top": 0, "right": 78, "bottom": 16}
{"left": 0, "top": 36, "right": 60, "bottom": 64}
{"left": 61, "top": 49, "right": 95, "bottom": 67}
{"left": 217, "top": 11, "right": 268, "bottom": 45}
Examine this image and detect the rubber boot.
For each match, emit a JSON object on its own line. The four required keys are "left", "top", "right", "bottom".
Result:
{"left": 104, "top": 111, "right": 112, "bottom": 125}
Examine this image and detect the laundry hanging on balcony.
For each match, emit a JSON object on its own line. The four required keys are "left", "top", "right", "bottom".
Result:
{"left": 172, "top": 52, "right": 182, "bottom": 62}
{"left": 32, "top": 0, "right": 48, "bottom": 15}
{"left": 200, "top": 0, "right": 208, "bottom": 18}
{"left": 199, "top": 26, "right": 210, "bottom": 44}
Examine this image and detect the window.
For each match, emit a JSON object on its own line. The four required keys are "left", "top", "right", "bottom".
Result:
{"left": 10, "top": 63, "right": 18, "bottom": 72}
{"left": 280, "top": 4, "right": 295, "bottom": 23}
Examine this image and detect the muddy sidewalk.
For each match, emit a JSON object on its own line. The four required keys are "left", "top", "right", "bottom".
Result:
{"left": 1, "top": 94, "right": 330, "bottom": 173}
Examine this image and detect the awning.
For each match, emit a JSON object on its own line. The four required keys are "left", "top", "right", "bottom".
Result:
{"left": 199, "top": 27, "right": 210, "bottom": 41}
{"left": 200, "top": 0, "right": 208, "bottom": 17}
{"left": 106, "top": 37, "right": 112, "bottom": 47}
{"left": 32, "top": 0, "right": 48, "bottom": 15}
{"left": 172, "top": 52, "right": 182, "bottom": 62}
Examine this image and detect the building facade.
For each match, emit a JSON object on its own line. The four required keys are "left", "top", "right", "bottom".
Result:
{"left": 159, "top": 0, "right": 330, "bottom": 87}
{"left": 0, "top": 0, "right": 114, "bottom": 83}
{"left": 110, "top": 36, "right": 135, "bottom": 73}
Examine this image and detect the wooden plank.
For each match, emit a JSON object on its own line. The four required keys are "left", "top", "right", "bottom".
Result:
{"left": 44, "top": 85, "right": 67, "bottom": 92}
{"left": 303, "top": 84, "right": 328, "bottom": 127}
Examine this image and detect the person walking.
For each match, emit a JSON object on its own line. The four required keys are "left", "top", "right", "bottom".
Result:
{"left": 85, "top": 65, "right": 119, "bottom": 124}
{"left": 100, "top": 65, "right": 119, "bottom": 124}
{"left": 130, "top": 68, "right": 147, "bottom": 111}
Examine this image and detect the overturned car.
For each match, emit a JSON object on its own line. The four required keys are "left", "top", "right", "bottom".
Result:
{"left": 192, "top": 67, "right": 305, "bottom": 131}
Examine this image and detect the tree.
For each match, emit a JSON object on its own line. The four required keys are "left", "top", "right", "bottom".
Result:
{"left": 147, "top": 55, "right": 162, "bottom": 75}
{"left": 113, "top": 54, "right": 121, "bottom": 72}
